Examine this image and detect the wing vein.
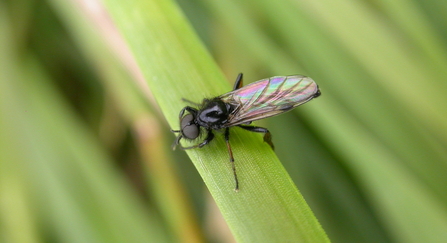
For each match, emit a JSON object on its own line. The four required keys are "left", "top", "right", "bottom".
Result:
{"left": 223, "top": 75, "right": 319, "bottom": 126}
{"left": 251, "top": 77, "right": 272, "bottom": 107}
{"left": 271, "top": 76, "right": 290, "bottom": 101}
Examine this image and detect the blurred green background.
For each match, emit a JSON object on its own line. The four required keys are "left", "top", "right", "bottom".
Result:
{"left": 1, "top": 0, "right": 447, "bottom": 242}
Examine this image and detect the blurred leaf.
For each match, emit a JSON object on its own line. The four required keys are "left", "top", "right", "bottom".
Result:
{"left": 0, "top": 2, "right": 170, "bottom": 242}
{"left": 182, "top": 0, "right": 447, "bottom": 242}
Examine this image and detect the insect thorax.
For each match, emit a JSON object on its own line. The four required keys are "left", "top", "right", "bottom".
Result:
{"left": 196, "top": 98, "right": 233, "bottom": 129}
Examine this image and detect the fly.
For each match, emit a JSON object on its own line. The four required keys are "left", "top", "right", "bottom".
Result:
{"left": 171, "top": 73, "right": 321, "bottom": 191}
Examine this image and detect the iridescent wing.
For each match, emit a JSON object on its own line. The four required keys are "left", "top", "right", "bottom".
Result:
{"left": 219, "top": 75, "right": 320, "bottom": 126}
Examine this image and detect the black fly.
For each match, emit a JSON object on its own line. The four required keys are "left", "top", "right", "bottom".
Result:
{"left": 171, "top": 73, "right": 321, "bottom": 191}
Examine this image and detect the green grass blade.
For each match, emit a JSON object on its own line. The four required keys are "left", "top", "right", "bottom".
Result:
{"left": 102, "top": 0, "right": 329, "bottom": 242}
{"left": 46, "top": 0, "right": 205, "bottom": 240}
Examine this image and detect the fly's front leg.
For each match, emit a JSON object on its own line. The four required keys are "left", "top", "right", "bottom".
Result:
{"left": 225, "top": 128, "right": 239, "bottom": 191}
{"left": 178, "top": 106, "right": 198, "bottom": 120}
{"left": 179, "top": 129, "right": 214, "bottom": 150}
{"left": 237, "top": 125, "right": 274, "bottom": 150}
{"left": 171, "top": 134, "right": 183, "bottom": 150}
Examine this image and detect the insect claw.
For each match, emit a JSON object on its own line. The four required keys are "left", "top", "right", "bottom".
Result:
{"left": 263, "top": 134, "right": 275, "bottom": 150}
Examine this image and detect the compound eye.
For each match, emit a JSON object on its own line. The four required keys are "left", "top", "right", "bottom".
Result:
{"left": 181, "top": 114, "right": 200, "bottom": 139}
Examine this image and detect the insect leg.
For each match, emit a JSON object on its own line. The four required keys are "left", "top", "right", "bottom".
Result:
{"left": 171, "top": 134, "right": 183, "bottom": 150}
{"left": 225, "top": 128, "right": 239, "bottom": 191}
{"left": 179, "top": 129, "right": 214, "bottom": 150}
{"left": 178, "top": 106, "right": 198, "bottom": 120}
{"left": 233, "top": 73, "right": 244, "bottom": 91}
{"left": 237, "top": 125, "right": 275, "bottom": 150}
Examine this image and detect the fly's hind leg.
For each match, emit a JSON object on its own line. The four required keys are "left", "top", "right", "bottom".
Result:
{"left": 233, "top": 73, "right": 244, "bottom": 90}
{"left": 237, "top": 125, "right": 274, "bottom": 150}
{"left": 224, "top": 128, "right": 239, "bottom": 191}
